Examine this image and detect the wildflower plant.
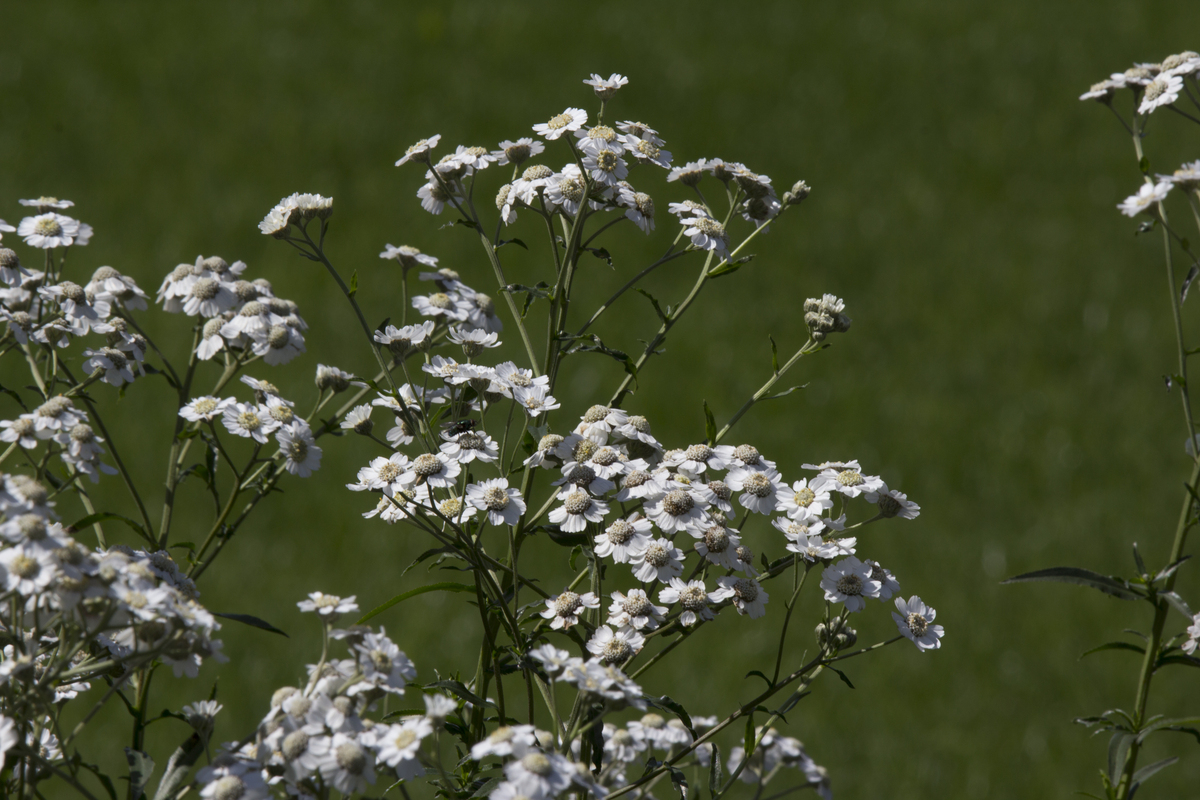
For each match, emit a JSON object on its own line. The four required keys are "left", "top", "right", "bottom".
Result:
{"left": 1007, "top": 48, "right": 1200, "bottom": 799}
{"left": 0, "top": 74, "right": 939, "bottom": 799}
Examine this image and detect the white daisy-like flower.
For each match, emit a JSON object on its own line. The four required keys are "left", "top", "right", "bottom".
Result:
{"left": 658, "top": 578, "right": 717, "bottom": 626}
{"left": 682, "top": 215, "right": 730, "bottom": 258}
{"left": 812, "top": 461, "right": 884, "bottom": 499}
{"left": 629, "top": 713, "right": 690, "bottom": 751}
{"left": 471, "top": 725, "right": 540, "bottom": 761}
{"left": 866, "top": 559, "right": 901, "bottom": 600}
{"left": 1117, "top": 181, "right": 1172, "bottom": 217}
{"left": 644, "top": 487, "right": 709, "bottom": 535}
{"left": 575, "top": 404, "right": 629, "bottom": 444}
{"left": 583, "top": 73, "right": 628, "bottom": 99}
{"left": 423, "top": 693, "right": 457, "bottom": 723}
{"left": 614, "top": 466, "right": 669, "bottom": 502}
{"left": 39, "top": 281, "right": 112, "bottom": 335}
{"left": 83, "top": 347, "right": 137, "bottom": 387}
{"left": 553, "top": 462, "right": 615, "bottom": 496}
{"left": 417, "top": 172, "right": 461, "bottom": 215}
{"left": 784, "top": 531, "right": 841, "bottom": 562}
{"left": 581, "top": 149, "right": 629, "bottom": 187}
{"left": 1158, "top": 160, "right": 1200, "bottom": 191}
{"left": 625, "top": 190, "right": 656, "bottom": 233}
{"left": 607, "top": 588, "right": 667, "bottom": 630}
{"left": 440, "top": 430, "right": 500, "bottom": 463}
{"left": 492, "top": 137, "right": 545, "bottom": 166}
{"left": 340, "top": 404, "right": 373, "bottom": 435}
{"left": 668, "top": 159, "right": 711, "bottom": 186}
{"left": 665, "top": 443, "right": 735, "bottom": 474}
{"left": 297, "top": 592, "right": 358, "bottom": 616}
{"left": 277, "top": 423, "right": 322, "bottom": 477}
{"left": 594, "top": 515, "right": 654, "bottom": 563}
{"left": 0, "top": 716, "right": 16, "bottom": 771}
{"left": 0, "top": 544, "right": 59, "bottom": 595}
{"left": 399, "top": 452, "right": 461, "bottom": 489}
{"left": 182, "top": 276, "right": 237, "bottom": 318}
{"left": 548, "top": 489, "right": 609, "bottom": 533}
{"left": 379, "top": 243, "right": 438, "bottom": 271}
{"left": 875, "top": 485, "right": 920, "bottom": 519}
{"left": 351, "top": 629, "right": 416, "bottom": 695}
{"left": 576, "top": 124, "right": 625, "bottom": 155}
{"left": 395, "top": 134, "right": 442, "bottom": 167}
{"left": 515, "top": 385, "right": 562, "bottom": 417}
{"left": 544, "top": 165, "right": 588, "bottom": 216}
{"left": 691, "top": 519, "right": 744, "bottom": 570}
{"left": 712, "top": 576, "right": 769, "bottom": 619}
{"left": 540, "top": 589, "right": 600, "bottom": 630}
{"left": 586, "top": 625, "right": 645, "bottom": 664}
{"left": 374, "top": 717, "right": 432, "bottom": 779}
{"left": 533, "top": 107, "right": 588, "bottom": 140}
{"left": 86, "top": 265, "right": 148, "bottom": 310}
{"left": 448, "top": 326, "right": 500, "bottom": 355}
{"left": 375, "top": 320, "right": 437, "bottom": 355}
{"left": 196, "top": 760, "right": 269, "bottom": 800}
{"left": 1079, "top": 78, "right": 1121, "bottom": 102}
{"left": 892, "top": 595, "right": 944, "bottom": 651}
{"left": 528, "top": 644, "right": 580, "bottom": 676}
{"left": 604, "top": 724, "right": 648, "bottom": 764}
{"left": 1182, "top": 612, "right": 1200, "bottom": 655}
{"left": 630, "top": 537, "right": 685, "bottom": 583}
{"left": 466, "top": 478, "right": 527, "bottom": 526}
{"left": 20, "top": 196, "right": 74, "bottom": 211}
{"left": 17, "top": 213, "right": 85, "bottom": 249}
{"left": 778, "top": 478, "right": 835, "bottom": 521}
{"left": 820, "top": 557, "right": 881, "bottom": 613}
{"left": 725, "top": 466, "right": 788, "bottom": 514}
{"left": 350, "top": 453, "right": 409, "bottom": 492}
{"left": 318, "top": 732, "right": 376, "bottom": 795}
{"left": 0, "top": 416, "right": 38, "bottom": 450}
{"left": 222, "top": 402, "right": 278, "bottom": 444}
{"left": 504, "top": 751, "right": 576, "bottom": 799}
{"left": 412, "top": 290, "right": 470, "bottom": 321}
{"left": 584, "top": 445, "right": 628, "bottom": 480}
{"left": 669, "top": 199, "right": 711, "bottom": 220}
{"left": 1138, "top": 73, "right": 1184, "bottom": 115}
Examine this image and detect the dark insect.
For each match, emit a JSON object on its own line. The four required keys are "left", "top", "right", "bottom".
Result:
{"left": 441, "top": 419, "right": 479, "bottom": 437}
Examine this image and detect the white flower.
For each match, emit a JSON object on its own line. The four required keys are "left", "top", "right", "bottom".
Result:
{"left": 503, "top": 751, "right": 575, "bottom": 798}
{"left": 541, "top": 590, "right": 600, "bottom": 629}
{"left": 594, "top": 515, "right": 653, "bottom": 563}
{"left": 0, "top": 544, "right": 60, "bottom": 594}
{"left": 318, "top": 732, "right": 376, "bottom": 795}
{"left": 493, "top": 137, "right": 545, "bottom": 165}
{"left": 604, "top": 724, "right": 648, "bottom": 764}
{"left": 607, "top": 588, "right": 667, "bottom": 630}
{"left": 820, "top": 557, "right": 881, "bottom": 612}
{"left": 86, "top": 266, "right": 148, "bottom": 310}
{"left": 533, "top": 108, "right": 588, "bottom": 140}
{"left": 0, "top": 416, "right": 38, "bottom": 449}
{"left": 866, "top": 559, "right": 901, "bottom": 600}
{"left": 1138, "top": 73, "right": 1184, "bottom": 114}
{"left": 778, "top": 478, "right": 834, "bottom": 521}
{"left": 471, "top": 725, "right": 540, "bottom": 761}
{"left": 783, "top": 529, "right": 841, "bottom": 562}
{"left": 0, "top": 716, "right": 16, "bottom": 771}
{"left": 691, "top": 519, "right": 744, "bottom": 570}
{"left": 374, "top": 717, "right": 432, "bottom": 779}
{"left": 726, "top": 466, "right": 788, "bottom": 514}
{"left": 1183, "top": 613, "right": 1200, "bottom": 655}
{"left": 712, "top": 576, "right": 769, "bottom": 618}
{"left": 416, "top": 171, "right": 461, "bottom": 215}
{"left": 582, "top": 149, "right": 629, "bottom": 187}
{"left": 630, "top": 537, "right": 685, "bottom": 583}
{"left": 466, "top": 478, "right": 527, "bottom": 526}
{"left": 182, "top": 276, "right": 237, "bottom": 318}
{"left": 412, "top": 290, "right": 470, "bottom": 321}
{"left": 17, "top": 213, "right": 85, "bottom": 248}
{"left": 548, "top": 489, "right": 608, "bottom": 533}
{"left": 1159, "top": 160, "right": 1200, "bottom": 191}
{"left": 544, "top": 165, "right": 588, "bottom": 216}
{"left": 297, "top": 592, "right": 359, "bottom": 617}
{"left": 83, "top": 347, "right": 138, "bottom": 387}
{"left": 222, "top": 402, "right": 277, "bottom": 444}
{"left": 529, "top": 644, "right": 579, "bottom": 676}
{"left": 586, "top": 625, "right": 645, "bottom": 663}
{"left": 399, "top": 452, "right": 461, "bottom": 489}
{"left": 197, "top": 760, "right": 269, "bottom": 800}
{"left": 340, "top": 404, "right": 373, "bottom": 434}
{"left": 351, "top": 629, "right": 416, "bottom": 695}
{"left": 630, "top": 713, "right": 690, "bottom": 751}
{"left": 644, "top": 487, "right": 709, "bottom": 535}
{"left": 658, "top": 578, "right": 717, "bottom": 626}
{"left": 448, "top": 325, "right": 500, "bottom": 352}
{"left": 812, "top": 461, "right": 884, "bottom": 499}
{"left": 1118, "top": 181, "right": 1172, "bottom": 217}
{"left": 395, "top": 134, "right": 442, "bottom": 166}
{"left": 892, "top": 595, "right": 944, "bottom": 651}
{"left": 583, "top": 73, "right": 628, "bottom": 99}
{"left": 875, "top": 485, "right": 920, "bottom": 519}
{"left": 440, "top": 430, "right": 500, "bottom": 463}
{"left": 351, "top": 453, "right": 409, "bottom": 492}
{"left": 277, "top": 423, "right": 322, "bottom": 477}
{"left": 681, "top": 214, "right": 729, "bottom": 258}
{"left": 20, "top": 196, "right": 74, "bottom": 210}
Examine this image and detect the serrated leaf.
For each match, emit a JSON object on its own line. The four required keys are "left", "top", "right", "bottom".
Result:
{"left": 356, "top": 583, "right": 475, "bottom": 625}
{"left": 703, "top": 400, "right": 716, "bottom": 445}
{"left": 636, "top": 288, "right": 669, "bottom": 322}
{"left": 587, "top": 246, "right": 613, "bottom": 267}
{"left": 1080, "top": 641, "right": 1145, "bottom": 659}
{"left": 213, "top": 613, "right": 288, "bottom": 637}
{"left": 1002, "top": 567, "right": 1144, "bottom": 600}
{"left": 125, "top": 748, "right": 155, "bottom": 800}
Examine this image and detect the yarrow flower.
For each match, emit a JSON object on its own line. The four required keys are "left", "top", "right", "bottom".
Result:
{"left": 583, "top": 73, "right": 629, "bottom": 99}
{"left": 892, "top": 595, "right": 944, "bottom": 651}
{"left": 1118, "top": 181, "right": 1172, "bottom": 217}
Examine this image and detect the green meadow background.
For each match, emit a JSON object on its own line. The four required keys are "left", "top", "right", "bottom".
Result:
{"left": 4, "top": 2, "right": 1200, "bottom": 797}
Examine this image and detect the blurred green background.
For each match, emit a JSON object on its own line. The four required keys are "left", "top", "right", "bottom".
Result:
{"left": 4, "top": 1, "right": 1200, "bottom": 797}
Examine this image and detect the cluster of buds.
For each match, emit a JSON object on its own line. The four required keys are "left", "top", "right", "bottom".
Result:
{"left": 803, "top": 293, "right": 852, "bottom": 341}
{"left": 815, "top": 616, "right": 858, "bottom": 652}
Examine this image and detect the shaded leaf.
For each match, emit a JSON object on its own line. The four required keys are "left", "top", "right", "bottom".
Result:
{"left": 1154, "top": 556, "right": 1191, "bottom": 584}
{"left": 1108, "top": 731, "right": 1134, "bottom": 786}
{"left": 1156, "top": 653, "right": 1200, "bottom": 670}
{"left": 469, "top": 777, "right": 502, "bottom": 798}
{"left": 1183, "top": 265, "right": 1200, "bottom": 305}
{"left": 1002, "top": 567, "right": 1143, "bottom": 600}
{"left": 348, "top": 270, "right": 358, "bottom": 298}
{"left": 769, "top": 335, "right": 779, "bottom": 374}
{"left": 427, "top": 679, "right": 495, "bottom": 709}
{"left": 1134, "top": 716, "right": 1200, "bottom": 744}
{"left": 708, "top": 743, "right": 722, "bottom": 799}
{"left": 708, "top": 254, "right": 754, "bottom": 279}
{"left": 1159, "top": 590, "right": 1193, "bottom": 619}
{"left": 636, "top": 288, "right": 669, "bottom": 323}
{"left": 497, "top": 238, "right": 528, "bottom": 250}
{"left": 1132, "top": 543, "right": 1147, "bottom": 579}
{"left": 356, "top": 583, "right": 475, "bottom": 625}
{"left": 744, "top": 670, "right": 772, "bottom": 690}
{"left": 829, "top": 666, "right": 855, "bottom": 689}
{"left": 213, "top": 613, "right": 288, "bottom": 637}
{"left": 1132, "top": 756, "right": 1178, "bottom": 790}
{"left": 77, "top": 758, "right": 119, "bottom": 800}
{"left": 125, "top": 748, "right": 155, "bottom": 800}
{"left": 644, "top": 695, "right": 696, "bottom": 739}
{"left": 153, "top": 733, "right": 207, "bottom": 800}
{"left": 67, "top": 512, "right": 155, "bottom": 546}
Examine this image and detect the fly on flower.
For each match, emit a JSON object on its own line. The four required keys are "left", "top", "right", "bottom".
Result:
{"left": 441, "top": 418, "right": 478, "bottom": 437}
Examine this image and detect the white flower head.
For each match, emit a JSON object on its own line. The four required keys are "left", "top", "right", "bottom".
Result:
{"left": 658, "top": 578, "right": 717, "bottom": 627}
{"left": 892, "top": 595, "right": 944, "bottom": 651}
{"left": 583, "top": 73, "right": 629, "bottom": 99}
{"left": 1118, "top": 181, "right": 1172, "bottom": 217}
{"left": 540, "top": 589, "right": 600, "bottom": 629}
{"left": 1138, "top": 73, "right": 1184, "bottom": 115}
{"left": 712, "top": 576, "right": 770, "bottom": 618}
{"left": 466, "top": 478, "right": 527, "bottom": 526}
{"left": 297, "top": 592, "right": 359, "bottom": 617}
{"left": 820, "top": 557, "right": 881, "bottom": 612}
{"left": 586, "top": 625, "right": 645, "bottom": 664}
{"left": 533, "top": 108, "right": 588, "bottom": 140}
{"left": 395, "top": 134, "right": 442, "bottom": 167}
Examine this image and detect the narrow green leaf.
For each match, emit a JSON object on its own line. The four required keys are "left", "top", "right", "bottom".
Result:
{"left": 829, "top": 666, "right": 855, "bottom": 689}
{"left": 348, "top": 270, "right": 358, "bottom": 298}
{"left": 356, "top": 583, "right": 475, "bottom": 625}
{"left": 635, "top": 288, "right": 669, "bottom": 322}
{"left": 428, "top": 679, "right": 495, "bottom": 709}
{"left": 125, "top": 748, "right": 155, "bottom": 800}
{"left": 769, "top": 335, "right": 779, "bottom": 374}
{"left": 152, "top": 733, "right": 206, "bottom": 800}
{"left": 1159, "top": 590, "right": 1193, "bottom": 619}
{"left": 1080, "top": 641, "right": 1145, "bottom": 658}
{"left": 645, "top": 695, "right": 696, "bottom": 739}
{"left": 469, "top": 777, "right": 502, "bottom": 798}
{"left": 1135, "top": 716, "right": 1200, "bottom": 744}
{"left": 1001, "top": 567, "right": 1143, "bottom": 600}
{"left": 743, "top": 714, "right": 756, "bottom": 757}
{"left": 1132, "top": 756, "right": 1178, "bottom": 789}
{"left": 78, "top": 759, "right": 119, "bottom": 800}
{"left": 1139, "top": 156, "right": 1150, "bottom": 174}
{"left": 67, "top": 512, "right": 155, "bottom": 546}
{"left": 1154, "top": 555, "right": 1191, "bottom": 584}
{"left": 1132, "top": 543, "right": 1147, "bottom": 578}
{"left": 497, "top": 238, "right": 528, "bottom": 250}
{"left": 213, "top": 613, "right": 288, "bottom": 637}
{"left": 703, "top": 400, "right": 717, "bottom": 445}
{"left": 1107, "top": 731, "right": 1133, "bottom": 786}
